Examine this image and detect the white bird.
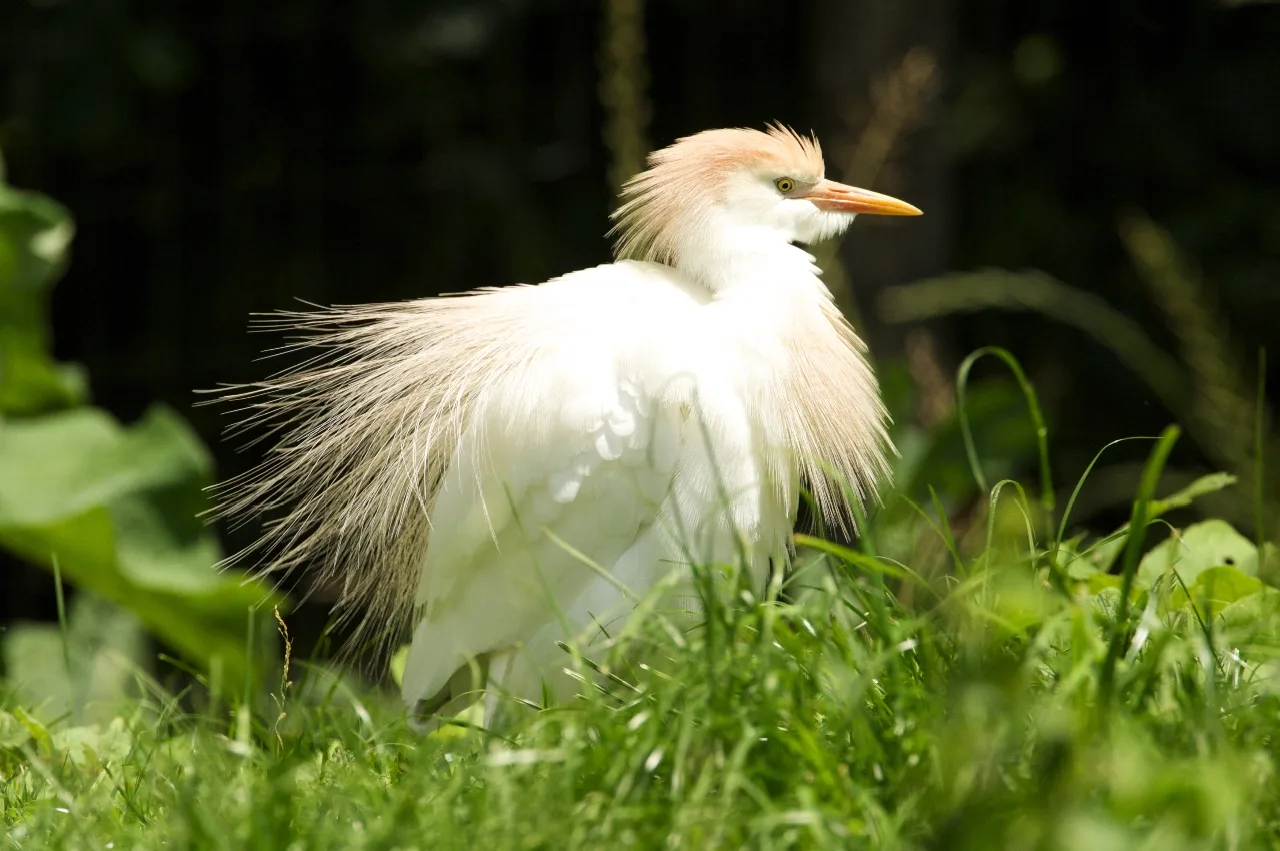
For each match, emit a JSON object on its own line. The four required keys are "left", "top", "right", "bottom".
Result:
{"left": 214, "top": 124, "right": 921, "bottom": 725}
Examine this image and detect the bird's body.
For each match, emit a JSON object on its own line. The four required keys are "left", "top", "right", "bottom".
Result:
{"left": 214, "top": 125, "right": 920, "bottom": 723}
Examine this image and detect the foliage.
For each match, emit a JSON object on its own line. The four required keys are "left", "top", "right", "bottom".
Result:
{"left": 0, "top": 154, "right": 85, "bottom": 415}
{"left": 880, "top": 266, "right": 1276, "bottom": 538}
{"left": 0, "top": 159, "right": 282, "bottom": 692}
{"left": 1, "top": 430, "right": 1278, "bottom": 848}
{"left": 1, "top": 1, "right": 1275, "bottom": 843}
{"left": 6, "top": 164, "right": 1274, "bottom": 845}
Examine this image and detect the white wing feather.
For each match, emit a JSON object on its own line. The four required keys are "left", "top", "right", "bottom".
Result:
{"left": 401, "top": 354, "right": 682, "bottom": 706}
{"left": 400, "top": 263, "right": 699, "bottom": 708}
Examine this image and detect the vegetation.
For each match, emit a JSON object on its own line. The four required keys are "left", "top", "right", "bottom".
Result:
{"left": 3, "top": 1, "right": 1278, "bottom": 844}
{"left": 0, "top": 157, "right": 281, "bottom": 696}
{"left": 2, "top": 165, "right": 1279, "bottom": 848}
{"left": 2, "top": 438, "right": 1278, "bottom": 848}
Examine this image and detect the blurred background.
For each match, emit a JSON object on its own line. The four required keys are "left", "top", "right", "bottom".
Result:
{"left": 1, "top": 0, "right": 1277, "bottom": 687}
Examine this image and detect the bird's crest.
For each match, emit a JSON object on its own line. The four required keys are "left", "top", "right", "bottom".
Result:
{"left": 610, "top": 123, "right": 825, "bottom": 266}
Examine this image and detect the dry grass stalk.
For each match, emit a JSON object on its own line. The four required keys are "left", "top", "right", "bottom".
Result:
{"left": 599, "top": 0, "right": 652, "bottom": 196}
{"left": 816, "top": 47, "right": 943, "bottom": 419}
{"left": 905, "top": 328, "right": 954, "bottom": 426}
{"left": 1118, "top": 210, "right": 1273, "bottom": 522}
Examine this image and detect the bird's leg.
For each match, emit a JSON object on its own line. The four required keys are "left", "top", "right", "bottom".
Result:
{"left": 408, "top": 652, "right": 491, "bottom": 730}
{"left": 768, "top": 555, "right": 799, "bottom": 606}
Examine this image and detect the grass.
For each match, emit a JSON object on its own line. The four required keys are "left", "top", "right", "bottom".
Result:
{"left": 3, "top": 429, "right": 1279, "bottom": 850}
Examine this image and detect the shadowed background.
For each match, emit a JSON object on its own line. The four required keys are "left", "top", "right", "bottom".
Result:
{"left": 2, "top": 0, "right": 1277, "bottom": 636}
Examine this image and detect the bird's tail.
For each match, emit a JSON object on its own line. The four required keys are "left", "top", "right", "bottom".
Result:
{"left": 203, "top": 287, "right": 542, "bottom": 661}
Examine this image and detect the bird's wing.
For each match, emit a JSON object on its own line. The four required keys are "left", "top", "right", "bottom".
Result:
{"left": 400, "top": 268, "right": 694, "bottom": 707}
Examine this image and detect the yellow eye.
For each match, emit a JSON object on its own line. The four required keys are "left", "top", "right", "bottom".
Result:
{"left": 775, "top": 177, "right": 796, "bottom": 194}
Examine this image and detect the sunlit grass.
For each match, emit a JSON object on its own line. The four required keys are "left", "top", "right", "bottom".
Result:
{"left": 3, "top": 431, "right": 1278, "bottom": 849}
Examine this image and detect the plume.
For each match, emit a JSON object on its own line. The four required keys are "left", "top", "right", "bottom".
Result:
{"left": 210, "top": 287, "right": 544, "bottom": 654}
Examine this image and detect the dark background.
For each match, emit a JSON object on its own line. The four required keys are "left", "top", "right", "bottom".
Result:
{"left": 2, "top": 0, "right": 1278, "bottom": 624}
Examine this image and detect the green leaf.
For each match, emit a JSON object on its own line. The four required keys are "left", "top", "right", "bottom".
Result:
{"left": 2, "top": 624, "right": 73, "bottom": 721}
{"left": 1087, "top": 474, "right": 1237, "bottom": 576}
{"left": 1085, "top": 573, "right": 1122, "bottom": 594}
{"left": 1137, "top": 519, "right": 1258, "bottom": 588}
{"left": 52, "top": 717, "right": 133, "bottom": 768}
{"left": 1085, "top": 527, "right": 1135, "bottom": 577}
{"left": 1169, "top": 566, "right": 1263, "bottom": 619}
{"left": 0, "top": 405, "right": 285, "bottom": 687}
{"left": 10, "top": 706, "right": 52, "bottom": 754}
{"left": 1148, "top": 472, "right": 1237, "bottom": 516}
{"left": 2, "top": 595, "right": 148, "bottom": 724}
{"left": 0, "top": 709, "right": 31, "bottom": 749}
{"left": 1217, "top": 587, "right": 1280, "bottom": 644}
{"left": 0, "top": 177, "right": 87, "bottom": 415}
{"left": 389, "top": 644, "right": 409, "bottom": 689}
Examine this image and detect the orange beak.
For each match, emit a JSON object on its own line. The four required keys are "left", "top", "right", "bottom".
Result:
{"left": 801, "top": 179, "right": 922, "bottom": 216}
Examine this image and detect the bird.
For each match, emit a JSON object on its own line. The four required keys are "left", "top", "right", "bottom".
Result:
{"left": 212, "top": 123, "right": 921, "bottom": 726}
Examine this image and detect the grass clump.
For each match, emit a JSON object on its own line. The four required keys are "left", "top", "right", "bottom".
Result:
{"left": 3, "top": 429, "right": 1279, "bottom": 849}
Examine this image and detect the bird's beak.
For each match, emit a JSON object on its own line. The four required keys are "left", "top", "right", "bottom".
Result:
{"left": 802, "top": 180, "right": 922, "bottom": 216}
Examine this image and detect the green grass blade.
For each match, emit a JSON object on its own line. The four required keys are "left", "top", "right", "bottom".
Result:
{"left": 956, "top": 347, "right": 1055, "bottom": 528}
{"left": 1099, "top": 425, "right": 1180, "bottom": 703}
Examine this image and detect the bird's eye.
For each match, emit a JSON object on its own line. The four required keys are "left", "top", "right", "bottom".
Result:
{"left": 775, "top": 177, "right": 796, "bottom": 194}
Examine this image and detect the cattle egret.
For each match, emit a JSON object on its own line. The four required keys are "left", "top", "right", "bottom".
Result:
{"left": 214, "top": 124, "right": 921, "bottom": 725}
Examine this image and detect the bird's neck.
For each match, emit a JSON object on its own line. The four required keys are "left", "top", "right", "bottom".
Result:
{"left": 674, "top": 225, "right": 826, "bottom": 302}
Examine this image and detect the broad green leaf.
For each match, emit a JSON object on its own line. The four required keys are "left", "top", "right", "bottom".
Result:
{"left": 1, "top": 595, "right": 147, "bottom": 724}
{"left": 0, "top": 405, "right": 284, "bottom": 687}
{"left": 10, "top": 706, "right": 53, "bottom": 753}
{"left": 1085, "top": 573, "right": 1122, "bottom": 594}
{"left": 0, "top": 709, "right": 31, "bottom": 749}
{"left": 1220, "top": 585, "right": 1280, "bottom": 619}
{"left": 1217, "top": 587, "right": 1280, "bottom": 645}
{"left": 0, "top": 176, "right": 86, "bottom": 414}
{"left": 0, "top": 168, "right": 283, "bottom": 688}
{"left": 2, "top": 624, "right": 73, "bottom": 721}
{"left": 52, "top": 717, "right": 133, "bottom": 767}
{"left": 0, "top": 405, "right": 209, "bottom": 526}
{"left": 1137, "top": 519, "right": 1257, "bottom": 588}
{"left": 1169, "top": 566, "right": 1263, "bottom": 619}
{"left": 1086, "top": 533, "right": 1128, "bottom": 576}
{"left": 983, "top": 570, "right": 1058, "bottom": 635}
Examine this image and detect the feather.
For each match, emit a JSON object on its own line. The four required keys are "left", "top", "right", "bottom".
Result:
{"left": 209, "top": 123, "right": 905, "bottom": 716}
{"left": 211, "top": 288, "right": 538, "bottom": 655}
{"left": 610, "top": 124, "right": 824, "bottom": 267}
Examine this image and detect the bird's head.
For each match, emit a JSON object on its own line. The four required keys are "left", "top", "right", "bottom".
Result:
{"left": 609, "top": 124, "right": 921, "bottom": 284}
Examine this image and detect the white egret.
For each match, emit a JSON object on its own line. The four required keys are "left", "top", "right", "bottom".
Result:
{"left": 214, "top": 124, "right": 921, "bottom": 724}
